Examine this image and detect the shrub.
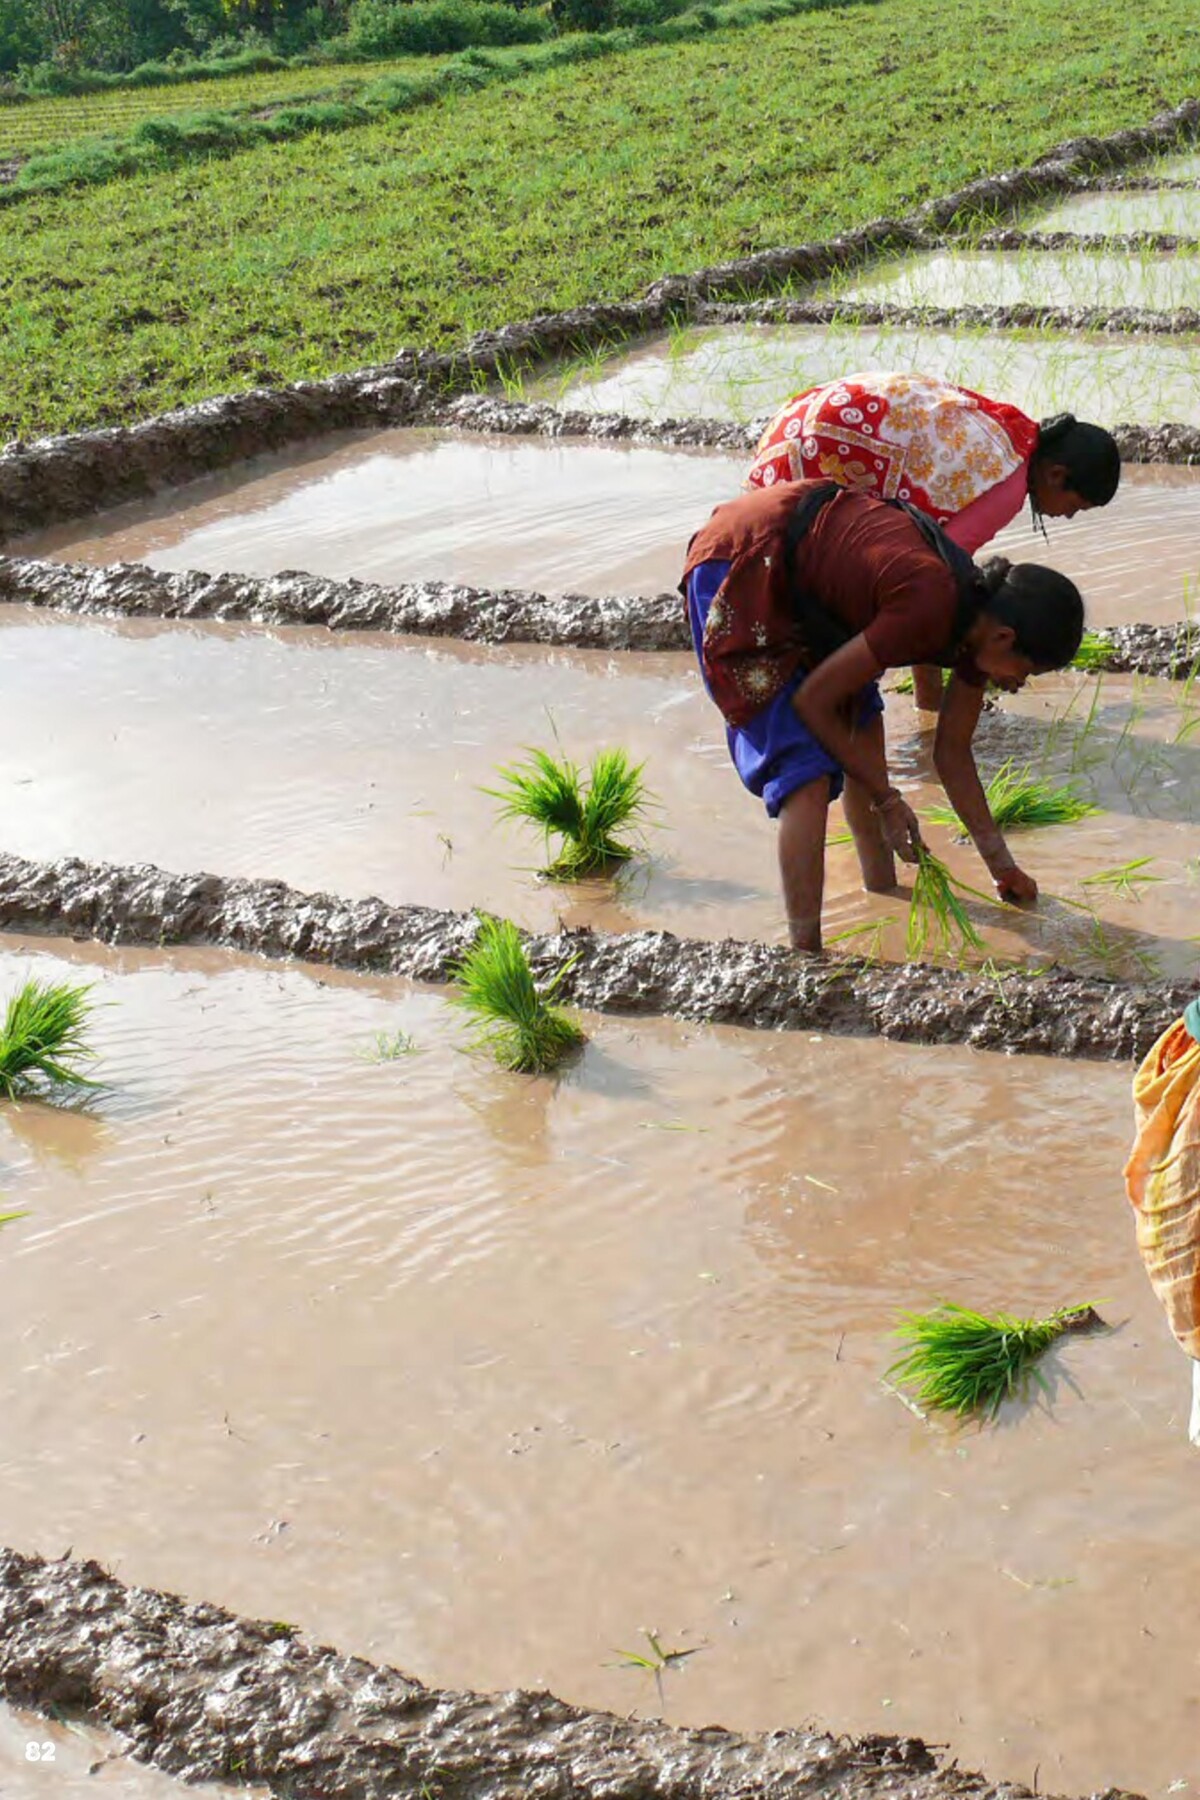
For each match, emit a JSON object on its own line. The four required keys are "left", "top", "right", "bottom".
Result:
{"left": 348, "top": 0, "right": 551, "bottom": 54}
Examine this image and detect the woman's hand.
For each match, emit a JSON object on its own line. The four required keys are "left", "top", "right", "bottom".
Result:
{"left": 991, "top": 861, "right": 1038, "bottom": 904}
{"left": 873, "top": 788, "right": 923, "bottom": 864}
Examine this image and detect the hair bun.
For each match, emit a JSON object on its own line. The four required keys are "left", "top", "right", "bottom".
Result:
{"left": 1038, "top": 412, "right": 1078, "bottom": 444}
{"left": 977, "top": 554, "right": 1012, "bottom": 598}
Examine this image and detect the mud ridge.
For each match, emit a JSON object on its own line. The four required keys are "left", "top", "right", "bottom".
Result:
{"left": 0, "top": 851, "right": 1186, "bottom": 1060}
{"left": 2, "top": 98, "right": 1198, "bottom": 538}
{"left": 974, "top": 227, "right": 1200, "bottom": 252}
{"left": 413, "top": 395, "right": 1200, "bottom": 469}
{"left": 0, "top": 553, "right": 690, "bottom": 651}
{"left": 699, "top": 296, "right": 1200, "bottom": 335}
{"left": 1093, "top": 620, "right": 1200, "bottom": 677}
{"left": 0, "top": 1545, "right": 1092, "bottom": 1800}
{"left": 1072, "top": 175, "right": 1200, "bottom": 192}
{"left": 7, "top": 554, "right": 1200, "bottom": 676}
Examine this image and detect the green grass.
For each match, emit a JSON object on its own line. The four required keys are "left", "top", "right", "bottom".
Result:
{"left": 0, "top": 978, "right": 99, "bottom": 1098}
{"left": 1071, "top": 629, "right": 1115, "bottom": 672}
{"left": 0, "top": 0, "right": 858, "bottom": 209}
{"left": 0, "top": 57, "right": 441, "bottom": 160}
{"left": 2, "top": 0, "right": 1199, "bottom": 437}
{"left": 451, "top": 915, "right": 585, "bottom": 1072}
{"left": 927, "top": 760, "right": 1099, "bottom": 833}
{"left": 888, "top": 1301, "right": 1101, "bottom": 1419}
{"left": 905, "top": 848, "right": 985, "bottom": 961}
{"left": 489, "top": 746, "right": 647, "bottom": 879}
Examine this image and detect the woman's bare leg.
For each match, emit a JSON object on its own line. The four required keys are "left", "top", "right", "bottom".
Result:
{"left": 777, "top": 777, "right": 831, "bottom": 953}
{"left": 913, "top": 665, "right": 945, "bottom": 712}
{"left": 841, "top": 711, "right": 897, "bottom": 892}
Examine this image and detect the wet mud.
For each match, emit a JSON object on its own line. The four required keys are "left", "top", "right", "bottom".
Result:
{"left": 698, "top": 295, "right": 1200, "bottom": 337}
{"left": 0, "top": 1547, "right": 1047, "bottom": 1800}
{"left": 977, "top": 227, "right": 1200, "bottom": 253}
{"left": 0, "top": 553, "right": 688, "bottom": 652}
{"left": 0, "top": 101, "right": 1197, "bottom": 538}
{"left": 6, "top": 554, "right": 1200, "bottom": 672}
{"left": 0, "top": 849, "right": 1186, "bottom": 1059}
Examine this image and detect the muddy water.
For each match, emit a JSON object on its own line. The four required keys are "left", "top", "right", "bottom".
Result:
{"left": 536, "top": 323, "right": 1200, "bottom": 426}
{"left": 824, "top": 249, "right": 1200, "bottom": 312}
{"left": 985, "top": 460, "right": 1200, "bottom": 628}
{"left": 0, "top": 933, "right": 1195, "bottom": 1797}
{"left": 1029, "top": 188, "right": 1200, "bottom": 235}
{"left": 0, "top": 1705, "right": 263, "bottom": 1797}
{"left": 0, "top": 607, "right": 1196, "bottom": 980}
{"left": 8, "top": 431, "right": 745, "bottom": 600}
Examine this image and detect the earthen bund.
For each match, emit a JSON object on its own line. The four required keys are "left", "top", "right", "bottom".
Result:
{"left": 0, "top": 851, "right": 1185, "bottom": 1060}
{"left": 0, "top": 1545, "right": 1067, "bottom": 1800}
{"left": 1, "top": 553, "right": 1192, "bottom": 677}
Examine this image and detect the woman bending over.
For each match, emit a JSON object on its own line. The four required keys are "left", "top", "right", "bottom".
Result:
{"left": 682, "top": 479, "right": 1085, "bottom": 952}
{"left": 747, "top": 371, "right": 1116, "bottom": 712}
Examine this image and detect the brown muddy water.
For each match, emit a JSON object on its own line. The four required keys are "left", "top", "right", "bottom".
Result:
{"left": 0, "top": 931, "right": 1197, "bottom": 1798}
{"left": 534, "top": 323, "right": 1200, "bottom": 426}
{"left": 1029, "top": 188, "right": 1200, "bottom": 236}
{"left": 10, "top": 435, "right": 1199, "bottom": 632}
{"left": 0, "top": 607, "right": 1196, "bottom": 981}
{"left": 822, "top": 249, "right": 1200, "bottom": 313}
{"left": 8, "top": 431, "right": 745, "bottom": 601}
{"left": 0, "top": 1704, "right": 264, "bottom": 1798}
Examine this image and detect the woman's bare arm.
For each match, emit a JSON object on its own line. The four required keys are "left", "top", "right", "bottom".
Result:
{"left": 792, "top": 636, "right": 923, "bottom": 860}
{"left": 932, "top": 677, "right": 1038, "bottom": 901}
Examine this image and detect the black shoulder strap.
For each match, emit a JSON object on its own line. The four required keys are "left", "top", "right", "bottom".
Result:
{"left": 783, "top": 487, "right": 983, "bottom": 666}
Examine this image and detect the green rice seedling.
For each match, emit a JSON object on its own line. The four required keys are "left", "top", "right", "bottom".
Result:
{"left": 888, "top": 1301, "right": 1103, "bottom": 1420}
{"left": 927, "top": 760, "right": 1098, "bottom": 834}
{"left": 1071, "top": 630, "right": 1114, "bottom": 672}
{"left": 451, "top": 915, "right": 584, "bottom": 1074}
{"left": 889, "top": 669, "right": 916, "bottom": 695}
{"left": 610, "top": 1629, "right": 705, "bottom": 1709}
{"left": 906, "top": 848, "right": 986, "bottom": 962}
{"left": 489, "top": 746, "right": 648, "bottom": 880}
{"left": 826, "top": 915, "right": 897, "bottom": 960}
{"left": 1081, "top": 856, "right": 1160, "bottom": 902}
{"left": 358, "top": 1028, "right": 417, "bottom": 1062}
{"left": 0, "top": 978, "right": 99, "bottom": 1098}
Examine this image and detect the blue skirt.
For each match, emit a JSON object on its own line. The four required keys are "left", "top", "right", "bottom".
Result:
{"left": 686, "top": 557, "right": 884, "bottom": 818}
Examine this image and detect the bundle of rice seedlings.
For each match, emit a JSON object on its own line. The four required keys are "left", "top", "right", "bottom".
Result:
{"left": 927, "top": 760, "right": 1098, "bottom": 833}
{"left": 888, "top": 1301, "right": 1103, "bottom": 1419}
{"left": 906, "top": 848, "right": 985, "bottom": 961}
{"left": 1071, "top": 630, "right": 1113, "bottom": 672}
{"left": 489, "top": 746, "right": 647, "bottom": 879}
{"left": 450, "top": 915, "right": 584, "bottom": 1074}
{"left": 0, "top": 978, "right": 99, "bottom": 1099}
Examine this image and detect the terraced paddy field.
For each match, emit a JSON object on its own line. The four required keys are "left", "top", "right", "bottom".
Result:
{"left": 7, "top": 84, "right": 1200, "bottom": 1800}
{"left": 0, "top": 934, "right": 1194, "bottom": 1796}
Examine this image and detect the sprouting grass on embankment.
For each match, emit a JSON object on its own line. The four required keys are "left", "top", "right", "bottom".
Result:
{"left": 1, "top": 0, "right": 1199, "bottom": 442}
{"left": 0, "top": 56, "right": 447, "bottom": 161}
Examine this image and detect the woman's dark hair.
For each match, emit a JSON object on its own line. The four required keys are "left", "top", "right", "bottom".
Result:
{"left": 975, "top": 555, "right": 1085, "bottom": 669}
{"left": 1032, "top": 414, "right": 1121, "bottom": 506}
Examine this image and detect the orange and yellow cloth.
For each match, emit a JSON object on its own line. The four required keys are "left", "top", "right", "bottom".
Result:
{"left": 1125, "top": 1006, "right": 1200, "bottom": 1356}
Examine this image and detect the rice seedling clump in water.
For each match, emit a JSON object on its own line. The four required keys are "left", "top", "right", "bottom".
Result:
{"left": 928, "top": 760, "right": 1098, "bottom": 834}
{"left": 1071, "top": 630, "right": 1114, "bottom": 672}
{"left": 906, "top": 848, "right": 985, "bottom": 961}
{"left": 489, "top": 746, "right": 647, "bottom": 879}
{"left": 0, "top": 978, "right": 99, "bottom": 1098}
{"left": 451, "top": 915, "right": 584, "bottom": 1073}
{"left": 888, "top": 1301, "right": 1102, "bottom": 1419}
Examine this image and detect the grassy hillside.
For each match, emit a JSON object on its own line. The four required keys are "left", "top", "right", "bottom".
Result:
{"left": 1, "top": 0, "right": 1196, "bottom": 441}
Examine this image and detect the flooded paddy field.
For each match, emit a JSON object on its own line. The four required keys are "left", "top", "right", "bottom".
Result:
{"left": 0, "top": 606, "right": 1196, "bottom": 979}
{"left": 1029, "top": 187, "right": 1200, "bottom": 236}
{"left": 536, "top": 322, "right": 1200, "bottom": 426}
{"left": 8, "top": 432, "right": 745, "bottom": 601}
{"left": 821, "top": 248, "right": 1200, "bottom": 313}
{"left": 1, "top": 932, "right": 1199, "bottom": 1797}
